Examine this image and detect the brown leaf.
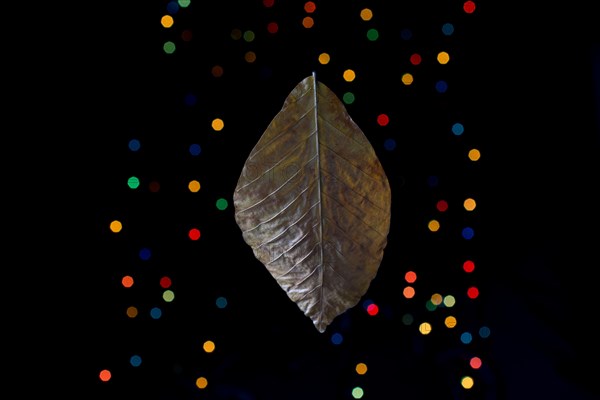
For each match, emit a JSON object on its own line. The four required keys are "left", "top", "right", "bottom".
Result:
{"left": 233, "top": 73, "right": 391, "bottom": 332}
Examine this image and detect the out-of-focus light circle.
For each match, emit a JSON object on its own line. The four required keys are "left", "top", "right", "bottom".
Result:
{"left": 366, "top": 28, "right": 379, "bottom": 41}
{"left": 212, "top": 118, "right": 224, "bottom": 131}
{"left": 468, "top": 148, "right": 481, "bottom": 161}
{"left": 243, "top": 30, "right": 255, "bottom": 42}
{"left": 203, "top": 340, "right": 216, "bottom": 353}
{"left": 127, "top": 176, "right": 140, "bottom": 189}
{"left": 467, "top": 286, "right": 479, "bottom": 299}
{"left": 343, "top": 69, "right": 356, "bottom": 82}
{"left": 128, "top": 139, "right": 141, "bottom": 151}
{"left": 110, "top": 220, "right": 123, "bottom": 233}
{"left": 99, "top": 369, "right": 111, "bottom": 382}
{"left": 452, "top": 122, "right": 464, "bottom": 135}
{"left": 318, "top": 53, "right": 330, "bottom": 64}
{"left": 402, "top": 313, "right": 414, "bottom": 325}
{"left": 400, "top": 28, "right": 412, "bottom": 40}
{"left": 403, "top": 286, "right": 415, "bottom": 298}
{"left": 463, "top": 0, "right": 476, "bottom": 14}
{"left": 267, "top": 22, "right": 278, "bottom": 34}
{"left": 470, "top": 357, "right": 482, "bottom": 369}
{"left": 443, "top": 295, "right": 456, "bottom": 307}
{"left": 435, "top": 80, "right": 448, "bottom": 93}
{"left": 437, "top": 51, "right": 450, "bottom": 64}
{"left": 189, "top": 228, "right": 201, "bottom": 240}
{"left": 352, "top": 387, "right": 364, "bottom": 399}
{"left": 360, "top": 8, "right": 373, "bottom": 21}
{"left": 383, "top": 138, "right": 396, "bottom": 151}
{"left": 410, "top": 54, "right": 422, "bottom": 65}
{"left": 461, "top": 376, "right": 475, "bottom": 389}
{"left": 464, "top": 198, "right": 476, "bottom": 211}
{"left": 463, "top": 260, "right": 475, "bottom": 272}
{"left": 304, "top": 1, "right": 316, "bottom": 13}
{"left": 216, "top": 198, "right": 229, "bottom": 210}
{"left": 163, "top": 41, "right": 176, "bottom": 54}
{"left": 139, "top": 248, "right": 151, "bottom": 261}
{"left": 401, "top": 73, "right": 414, "bottom": 85}
{"left": 442, "top": 22, "right": 454, "bottom": 35}
{"left": 122, "top": 275, "right": 134, "bottom": 288}
{"left": 188, "top": 180, "right": 201, "bottom": 192}
{"left": 163, "top": 290, "right": 175, "bottom": 302}
{"left": 150, "top": 307, "right": 162, "bottom": 319}
{"left": 160, "top": 276, "right": 172, "bottom": 288}
{"left": 405, "top": 271, "right": 417, "bottom": 283}
{"left": 376, "top": 114, "right": 389, "bottom": 126}
{"left": 130, "top": 355, "right": 142, "bottom": 367}
{"left": 331, "top": 332, "right": 343, "bottom": 345}
{"left": 428, "top": 219, "right": 440, "bottom": 232}
{"left": 189, "top": 143, "right": 201, "bottom": 156}
{"left": 419, "top": 322, "right": 432, "bottom": 335}
{"left": 461, "top": 331, "right": 473, "bottom": 344}
{"left": 479, "top": 326, "right": 491, "bottom": 338}
{"left": 126, "top": 306, "right": 138, "bottom": 318}
{"left": 196, "top": 377, "right": 208, "bottom": 389}
{"left": 343, "top": 92, "right": 355, "bottom": 104}
{"left": 216, "top": 296, "right": 228, "bottom": 308}
{"left": 212, "top": 65, "right": 224, "bottom": 77}
{"left": 245, "top": 51, "right": 257, "bottom": 63}
{"left": 263, "top": 0, "right": 274, "bottom": 7}
{"left": 462, "top": 227, "right": 474, "bottom": 240}
{"left": 355, "top": 362, "right": 368, "bottom": 375}
{"left": 436, "top": 199, "right": 448, "bottom": 212}
{"left": 161, "top": 15, "right": 174, "bottom": 28}
{"left": 445, "top": 315, "right": 457, "bottom": 328}
{"left": 302, "top": 16, "right": 314, "bottom": 28}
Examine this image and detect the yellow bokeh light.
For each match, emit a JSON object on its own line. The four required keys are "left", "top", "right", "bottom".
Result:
{"left": 188, "top": 180, "right": 201, "bottom": 192}
{"left": 126, "top": 306, "right": 138, "bottom": 318}
{"left": 244, "top": 51, "right": 257, "bottom": 63}
{"left": 212, "top": 118, "right": 224, "bottom": 131}
{"left": 360, "top": 8, "right": 373, "bottom": 21}
{"left": 437, "top": 51, "right": 450, "bottom": 64}
{"left": 461, "top": 376, "right": 475, "bottom": 389}
{"left": 161, "top": 15, "right": 174, "bottom": 28}
{"left": 464, "top": 198, "right": 476, "bottom": 211}
{"left": 431, "top": 293, "right": 443, "bottom": 305}
{"left": 401, "top": 73, "right": 414, "bottom": 85}
{"left": 302, "top": 16, "right": 314, "bottom": 28}
{"left": 443, "top": 295, "right": 456, "bottom": 307}
{"left": 428, "top": 219, "right": 440, "bottom": 232}
{"left": 110, "top": 220, "right": 123, "bottom": 233}
{"left": 343, "top": 69, "right": 356, "bottom": 82}
{"left": 318, "top": 53, "right": 331, "bottom": 65}
{"left": 355, "top": 362, "right": 368, "bottom": 375}
{"left": 419, "top": 322, "right": 432, "bottom": 335}
{"left": 196, "top": 377, "right": 208, "bottom": 389}
{"left": 468, "top": 148, "right": 481, "bottom": 161}
{"left": 162, "top": 290, "right": 175, "bottom": 302}
{"left": 445, "top": 315, "right": 457, "bottom": 328}
{"left": 203, "top": 340, "right": 216, "bottom": 353}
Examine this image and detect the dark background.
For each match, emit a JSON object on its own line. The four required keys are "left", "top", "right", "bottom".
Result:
{"left": 20, "top": 0, "right": 599, "bottom": 399}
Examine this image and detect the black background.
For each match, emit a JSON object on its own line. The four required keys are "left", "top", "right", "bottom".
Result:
{"left": 17, "top": 1, "right": 599, "bottom": 399}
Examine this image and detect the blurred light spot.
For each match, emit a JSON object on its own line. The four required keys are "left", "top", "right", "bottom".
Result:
{"left": 331, "top": 332, "right": 343, "bottom": 345}
{"left": 452, "top": 122, "right": 465, "bottom": 135}
{"left": 216, "top": 296, "right": 228, "bottom": 308}
{"left": 352, "top": 387, "right": 364, "bottom": 399}
{"left": 431, "top": 293, "right": 443, "bottom": 306}
{"left": 212, "top": 65, "right": 224, "bottom": 77}
{"left": 203, "top": 340, "right": 216, "bottom": 353}
{"left": 163, "top": 290, "right": 175, "bottom": 302}
{"left": 212, "top": 118, "right": 224, "bottom": 131}
{"left": 366, "top": 28, "right": 379, "bottom": 41}
{"left": 128, "top": 139, "right": 141, "bottom": 151}
{"left": 160, "top": 276, "right": 172, "bottom": 288}
{"left": 461, "top": 331, "right": 473, "bottom": 344}
{"left": 410, "top": 54, "right": 422, "bottom": 65}
{"left": 342, "top": 92, "right": 355, "bottom": 104}
{"left": 189, "top": 228, "right": 201, "bottom": 241}
{"left": 216, "top": 198, "right": 229, "bottom": 210}
{"left": 122, "top": 275, "right": 134, "bottom": 288}
{"left": 470, "top": 357, "right": 482, "bottom": 369}
{"left": 462, "top": 227, "right": 474, "bottom": 240}
{"left": 435, "top": 80, "right": 448, "bottom": 93}
{"left": 181, "top": 29, "right": 192, "bottom": 42}
{"left": 442, "top": 22, "right": 454, "bottom": 35}
{"left": 376, "top": 113, "right": 389, "bottom": 126}
{"left": 436, "top": 199, "right": 448, "bottom": 212}
{"left": 366, "top": 303, "right": 379, "bottom": 316}
{"left": 445, "top": 316, "right": 457, "bottom": 328}
{"left": 419, "top": 322, "right": 432, "bottom": 335}
{"left": 245, "top": 51, "right": 257, "bottom": 63}
{"left": 149, "top": 181, "right": 160, "bottom": 192}
{"left": 463, "top": 0, "right": 476, "bottom": 14}
{"left": 188, "top": 180, "right": 201, "bottom": 192}
{"left": 150, "top": 307, "right": 162, "bottom": 319}
{"left": 184, "top": 93, "right": 197, "bottom": 106}
{"left": 110, "top": 220, "right": 123, "bottom": 233}
{"left": 443, "top": 295, "right": 456, "bottom": 307}
{"left": 427, "top": 175, "right": 439, "bottom": 187}
{"left": 343, "top": 69, "right": 356, "bottom": 82}
{"left": 464, "top": 198, "right": 476, "bottom": 211}
{"left": 126, "top": 306, "right": 138, "bottom": 318}
{"left": 304, "top": 1, "right": 316, "bottom": 13}
{"left": 243, "top": 30, "right": 255, "bottom": 42}
{"left": 425, "top": 300, "right": 437, "bottom": 311}
{"left": 263, "top": 0, "right": 274, "bottom": 7}
{"left": 400, "top": 28, "right": 412, "bottom": 40}
{"left": 99, "top": 369, "right": 111, "bottom": 382}
{"left": 405, "top": 271, "right": 417, "bottom": 283}
{"left": 130, "top": 355, "right": 142, "bottom": 367}
{"left": 402, "top": 313, "right": 414, "bottom": 325}
{"left": 231, "top": 29, "right": 242, "bottom": 40}
{"left": 467, "top": 286, "right": 479, "bottom": 299}
{"left": 428, "top": 219, "right": 440, "bottom": 232}
{"left": 267, "top": 22, "right": 279, "bottom": 34}
{"left": 360, "top": 8, "right": 373, "bottom": 21}
{"left": 383, "top": 138, "right": 396, "bottom": 151}
{"left": 318, "top": 53, "right": 330, "bottom": 64}
{"left": 196, "top": 377, "right": 208, "bottom": 389}
{"left": 461, "top": 376, "right": 475, "bottom": 389}
{"left": 302, "top": 16, "right": 314, "bottom": 28}
{"left": 403, "top": 286, "right": 415, "bottom": 298}
{"left": 163, "top": 41, "right": 176, "bottom": 54}
{"left": 437, "top": 51, "right": 450, "bottom": 64}
{"left": 468, "top": 148, "right": 480, "bottom": 161}
{"left": 127, "top": 176, "right": 140, "bottom": 189}
{"left": 178, "top": 0, "right": 190, "bottom": 7}
{"left": 479, "top": 326, "right": 491, "bottom": 338}
{"left": 139, "top": 248, "right": 151, "bottom": 261}
{"left": 166, "top": 1, "right": 179, "bottom": 13}
{"left": 401, "top": 73, "right": 414, "bottom": 85}
{"left": 161, "top": 15, "right": 174, "bottom": 28}
{"left": 355, "top": 362, "right": 368, "bottom": 375}
{"left": 189, "top": 143, "right": 201, "bottom": 156}
{"left": 463, "top": 260, "right": 475, "bottom": 273}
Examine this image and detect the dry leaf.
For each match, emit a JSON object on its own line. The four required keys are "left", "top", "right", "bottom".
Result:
{"left": 233, "top": 73, "right": 391, "bottom": 332}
